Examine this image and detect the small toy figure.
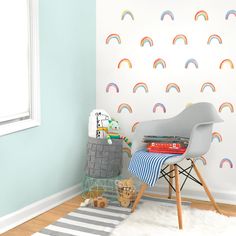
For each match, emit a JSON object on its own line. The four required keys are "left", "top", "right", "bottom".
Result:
{"left": 106, "top": 119, "right": 132, "bottom": 147}
{"left": 80, "top": 198, "right": 93, "bottom": 207}
{"left": 116, "top": 178, "right": 136, "bottom": 208}
{"left": 93, "top": 197, "right": 108, "bottom": 208}
{"left": 80, "top": 196, "right": 108, "bottom": 208}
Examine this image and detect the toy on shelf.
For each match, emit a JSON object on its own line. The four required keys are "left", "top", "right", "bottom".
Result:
{"left": 116, "top": 178, "right": 136, "bottom": 208}
{"left": 106, "top": 119, "right": 132, "bottom": 147}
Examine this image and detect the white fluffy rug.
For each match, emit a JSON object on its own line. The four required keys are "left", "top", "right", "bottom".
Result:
{"left": 111, "top": 201, "right": 236, "bottom": 236}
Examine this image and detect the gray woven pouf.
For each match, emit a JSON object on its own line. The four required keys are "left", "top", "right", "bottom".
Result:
{"left": 85, "top": 137, "right": 123, "bottom": 178}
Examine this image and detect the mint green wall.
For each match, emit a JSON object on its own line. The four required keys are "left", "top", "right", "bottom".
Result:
{"left": 0, "top": 0, "right": 95, "bottom": 217}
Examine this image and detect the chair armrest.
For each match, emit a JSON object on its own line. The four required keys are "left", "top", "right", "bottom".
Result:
{"left": 184, "top": 122, "right": 214, "bottom": 159}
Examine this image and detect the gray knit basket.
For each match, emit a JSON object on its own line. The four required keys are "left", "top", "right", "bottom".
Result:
{"left": 85, "top": 137, "right": 123, "bottom": 178}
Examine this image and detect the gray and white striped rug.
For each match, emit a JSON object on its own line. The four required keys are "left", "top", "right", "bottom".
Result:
{"left": 33, "top": 196, "right": 190, "bottom": 236}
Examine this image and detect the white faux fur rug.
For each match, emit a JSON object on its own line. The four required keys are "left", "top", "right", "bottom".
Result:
{"left": 111, "top": 201, "right": 236, "bottom": 236}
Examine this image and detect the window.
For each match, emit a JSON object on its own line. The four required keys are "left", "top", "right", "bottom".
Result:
{"left": 0, "top": 0, "right": 40, "bottom": 136}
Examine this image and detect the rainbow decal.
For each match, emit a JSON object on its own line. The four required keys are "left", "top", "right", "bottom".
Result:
{"left": 106, "top": 34, "right": 121, "bottom": 45}
{"left": 140, "top": 36, "right": 154, "bottom": 47}
{"left": 118, "top": 58, "right": 132, "bottom": 69}
{"left": 212, "top": 132, "right": 223, "bottom": 143}
{"left": 207, "top": 34, "right": 222, "bottom": 45}
{"left": 161, "top": 10, "right": 174, "bottom": 21}
{"left": 185, "top": 58, "right": 199, "bottom": 69}
{"left": 219, "top": 59, "right": 234, "bottom": 69}
{"left": 153, "top": 103, "right": 166, "bottom": 113}
{"left": 131, "top": 122, "right": 139, "bottom": 133}
{"left": 133, "top": 82, "right": 149, "bottom": 93}
{"left": 220, "top": 158, "right": 233, "bottom": 168}
{"left": 195, "top": 156, "right": 207, "bottom": 166}
{"left": 173, "top": 34, "right": 188, "bottom": 45}
{"left": 123, "top": 147, "right": 131, "bottom": 158}
{"left": 200, "top": 82, "right": 216, "bottom": 93}
{"left": 219, "top": 102, "right": 234, "bottom": 113}
{"left": 153, "top": 58, "right": 166, "bottom": 69}
{"left": 106, "top": 83, "right": 119, "bottom": 93}
{"left": 117, "top": 103, "right": 133, "bottom": 113}
{"left": 121, "top": 10, "right": 134, "bottom": 21}
{"left": 195, "top": 10, "right": 209, "bottom": 21}
{"left": 166, "top": 83, "right": 181, "bottom": 93}
{"left": 225, "top": 10, "right": 236, "bottom": 20}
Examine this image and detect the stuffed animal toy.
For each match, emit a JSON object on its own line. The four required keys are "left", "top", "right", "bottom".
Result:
{"left": 106, "top": 119, "right": 132, "bottom": 147}
{"left": 88, "top": 109, "right": 111, "bottom": 139}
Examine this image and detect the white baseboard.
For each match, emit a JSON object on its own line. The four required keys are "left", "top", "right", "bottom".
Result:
{"left": 0, "top": 182, "right": 83, "bottom": 234}
{"left": 147, "top": 185, "right": 236, "bottom": 205}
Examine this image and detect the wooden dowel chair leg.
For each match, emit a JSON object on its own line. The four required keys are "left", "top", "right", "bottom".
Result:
{"left": 175, "top": 165, "right": 183, "bottom": 230}
{"left": 168, "top": 165, "right": 174, "bottom": 199}
{"left": 192, "top": 161, "right": 222, "bottom": 214}
{"left": 131, "top": 183, "right": 148, "bottom": 213}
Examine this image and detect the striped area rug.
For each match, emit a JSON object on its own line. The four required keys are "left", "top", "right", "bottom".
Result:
{"left": 33, "top": 197, "right": 190, "bottom": 236}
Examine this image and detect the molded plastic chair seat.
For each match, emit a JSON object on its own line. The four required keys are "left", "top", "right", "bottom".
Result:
{"left": 164, "top": 155, "right": 184, "bottom": 164}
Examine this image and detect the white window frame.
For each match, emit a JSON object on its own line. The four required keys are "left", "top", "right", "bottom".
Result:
{"left": 0, "top": 0, "right": 40, "bottom": 136}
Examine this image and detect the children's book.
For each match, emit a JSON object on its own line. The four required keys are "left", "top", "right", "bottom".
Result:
{"left": 144, "top": 136, "right": 189, "bottom": 154}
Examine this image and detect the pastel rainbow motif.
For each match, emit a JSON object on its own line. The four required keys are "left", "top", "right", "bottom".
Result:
{"left": 133, "top": 82, "right": 149, "bottom": 93}
{"left": 161, "top": 10, "right": 174, "bottom": 21}
{"left": 166, "top": 83, "right": 181, "bottom": 93}
{"left": 121, "top": 10, "right": 134, "bottom": 21}
{"left": 185, "top": 58, "right": 199, "bottom": 69}
{"left": 106, "top": 83, "right": 119, "bottom": 93}
{"left": 173, "top": 34, "right": 188, "bottom": 45}
{"left": 117, "top": 103, "right": 133, "bottom": 113}
{"left": 123, "top": 147, "right": 131, "bottom": 158}
{"left": 131, "top": 122, "right": 139, "bottom": 132}
{"left": 195, "top": 156, "right": 207, "bottom": 166}
{"left": 153, "top": 103, "right": 166, "bottom": 113}
{"left": 207, "top": 34, "right": 222, "bottom": 45}
{"left": 225, "top": 10, "right": 236, "bottom": 20}
{"left": 195, "top": 10, "right": 209, "bottom": 21}
{"left": 200, "top": 82, "right": 216, "bottom": 93}
{"left": 153, "top": 58, "right": 166, "bottom": 69}
{"left": 220, "top": 158, "right": 233, "bottom": 168}
{"left": 118, "top": 58, "right": 132, "bottom": 69}
{"left": 106, "top": 34, "right": 121, "bottom": 45}
{"left": 140, "top": 36, "right": 154, "bottom": 47}
{"left": 219, "top": 59, "right": 234, "bottom": 69}
{"left": 212, "top": 132, "right": 223, "bottom": 143}
{"left": 219, "top": 102, "right": 234, "bottom": 113}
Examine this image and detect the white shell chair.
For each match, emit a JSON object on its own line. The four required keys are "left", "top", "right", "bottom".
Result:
{"left": 130, "top": 102, "right": 223, "bottom": 229}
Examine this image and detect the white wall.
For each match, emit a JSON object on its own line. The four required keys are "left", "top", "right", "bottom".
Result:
{"left": 96, "top": 0, "right": 236, "bottom": 204}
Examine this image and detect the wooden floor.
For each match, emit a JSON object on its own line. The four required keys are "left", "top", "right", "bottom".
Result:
{"left": 2, "top": 194, "right": 236, "bottom": 236}
{"left": 2, "top": 196, "right": 84, "bottom": 236}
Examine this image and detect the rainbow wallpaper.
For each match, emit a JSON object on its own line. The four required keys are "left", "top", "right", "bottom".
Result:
{"left": 97, "top": 0, "right": 236, "bottom": 203}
